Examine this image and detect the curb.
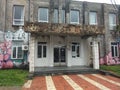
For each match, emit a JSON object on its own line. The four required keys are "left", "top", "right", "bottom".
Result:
{"left": 99, "top": 70, "right": 120, "bottom": 78}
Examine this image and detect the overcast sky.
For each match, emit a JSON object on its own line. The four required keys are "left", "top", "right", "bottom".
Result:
{"left": 75, "top": 0, "right": 120, "bottom": 4}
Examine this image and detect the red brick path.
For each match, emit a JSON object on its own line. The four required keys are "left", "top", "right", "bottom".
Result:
{"left": 23, "top": 74, "right": 120, "bottom": 90}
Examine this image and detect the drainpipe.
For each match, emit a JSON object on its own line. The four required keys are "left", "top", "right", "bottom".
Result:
{"left": 27, "top": 0, "right": 30, "bottom": 66}
{"left": 82, "top": 1, "right": 85, "bottom": 25}
{"left": 3, "top": 0, "right": 7, "bottom": 35}
{"left": 28, "top": 0, "right": 30, "bottom": 22}
{"left": 28, "top": 0, "right": 30, "bottom": 50}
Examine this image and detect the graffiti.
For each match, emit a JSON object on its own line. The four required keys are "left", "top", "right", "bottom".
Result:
{"left": 0, "top": 28, "right": 28, "bottom": 69}
{"left": 100, "top": 52, "right": 120, "bottom": 65}
{"left": 0, "top": 41, "right": 13, "bottom": 69}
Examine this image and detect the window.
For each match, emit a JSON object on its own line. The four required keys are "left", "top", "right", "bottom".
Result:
{"left": 38, "top": 8, "right": 49, "bottom": 22}
{"left": 109, "top": 13, "right": 116, "bottom": 30}
{"left": 37, "top": 42, "right": 47, "bottom": 58}
{"left": 89, "top": 12, "right": 97, "bottom": 25}
{"left": 12, "top": 46, "right": 23, "bottom": 59}
{"left": 62, "top": 9, "right": 65, "bottom": 23}
{"left": 70, "top": 10, "right": 79, "bottom": 24}
{"left": 13, "top": 5, "right": 24, "bottom": 25}
{"left": 72, "top": 43, "right": 80, "bottom": 58}
{"left": 54, "top": 9, "right": 58, "bottom": 23}
{"left": 111, "top": 42, "right": 119, "bottom": 57}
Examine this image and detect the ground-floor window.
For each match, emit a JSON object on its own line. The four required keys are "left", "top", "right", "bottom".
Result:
{"left": 72, "top": 43, "right": 80, "bottom": 58}
{"left": 12, "top": 46, "right": 23, "bottom": 59}
{"left": 37, "top": 42, "right": 47, "bottom": 58}
{"left": 111, "top": 42, "right": 119, "bottom": 57}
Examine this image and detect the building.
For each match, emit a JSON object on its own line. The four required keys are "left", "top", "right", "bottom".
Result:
{"left": 0, "top": 0, "right": 120, "bottom": 72}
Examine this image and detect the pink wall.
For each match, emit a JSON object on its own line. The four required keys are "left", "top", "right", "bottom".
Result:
{"left": 100, "top": 51, "right": 120, "bottom": 65}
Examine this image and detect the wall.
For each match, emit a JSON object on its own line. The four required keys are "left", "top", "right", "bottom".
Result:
{"left": 0, "top": 28, "right": 28, "bottom": 69}
{"left": 33, "top": 35, "right": 89, "bottom": 68}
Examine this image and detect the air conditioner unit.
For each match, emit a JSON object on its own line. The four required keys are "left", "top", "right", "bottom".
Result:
{"left": 22, "top": 45, "right": 28, "bottom": 50}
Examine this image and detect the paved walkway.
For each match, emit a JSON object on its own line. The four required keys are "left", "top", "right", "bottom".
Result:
{"left": 23, "top": 74, "right": 120, "bottom": 90}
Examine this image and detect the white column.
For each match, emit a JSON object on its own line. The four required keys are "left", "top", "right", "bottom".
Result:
{"left": 49, "top": 35, "right": 53, "bottom": 67}
{"left": 29, "top": 36, "right": 35, "bottom": 72}
{"left": 92, "top": 38, "right": 99, "bottom": 69}
{"left": 66, "top": 35, "right": 71, "bottom": 67}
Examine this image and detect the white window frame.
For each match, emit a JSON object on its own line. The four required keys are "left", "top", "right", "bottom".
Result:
{"left": 70, "top": 10, "right": 79, "bottom": 24}
{"left": 111, "top": 42, "right": 119, "bottom": 57}
{"left": 11, "top": 46, "right": 23, "bottom": 59}
{"left": 72, "top": 43, "right": 80, "bottom": 58}
{"left": 89, "top": 11, "right": 97, "bottom": 25}
{"left": 109, "top": 13, "right": 116, "bottom": 30}
{"left": 13, "top": 5, "right": 24, "bottom": 26}
{"left": 38, "top": 8, "right": 49, "bottom": 22}
{"left": 37, "top": 42, "right": 47, "bottom": 58}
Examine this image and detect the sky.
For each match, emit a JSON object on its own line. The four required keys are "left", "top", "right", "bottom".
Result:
{"left": 74, "top": 0, "right": 120, "bottom": 4}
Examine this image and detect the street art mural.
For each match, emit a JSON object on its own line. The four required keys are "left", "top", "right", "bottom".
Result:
{"left": 0, "top": 41, "right": 13, "bottom": 68}
{"left": 100, "top": 44, "right": 120, "bottom": 65}
{"left": 0, "top": 28, "right": 28, "bottom": 69}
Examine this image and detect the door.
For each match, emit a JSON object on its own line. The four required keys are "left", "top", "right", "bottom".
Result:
{"left": 54, "top": 47, "right": 66, "bottom": 66}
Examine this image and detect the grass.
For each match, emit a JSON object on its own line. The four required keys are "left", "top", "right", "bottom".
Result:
{"left": 0, "top": 69, "right": 29, "bottom": 86}
{"left": 100, "top": 65, "right": 120, "bottom": 76}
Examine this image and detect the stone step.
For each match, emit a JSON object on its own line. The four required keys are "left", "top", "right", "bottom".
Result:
{"left": 34, "top": 69, "right": 99, "bottom": 76}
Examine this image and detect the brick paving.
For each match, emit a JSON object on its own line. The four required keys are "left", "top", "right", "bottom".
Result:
{"left": 23, "top": 74, "right": 120, "bottom": 90}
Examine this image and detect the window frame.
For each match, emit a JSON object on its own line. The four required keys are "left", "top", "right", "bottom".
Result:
{"left": 72, "top": 43, "right": 80, "bottom": 58}
{"left": 13, "top": 5, "right": 24, "bottom": 26}
{"left": 38, "top": 7, "right": 49, "bottom": 22}
{"left": 11, "top": 46, "right": 23, "bottom": 59}
{"left": 70, "top": 9, "right": 80, "bottom": 24}
{"left": 111, "top": 42, "right": 119, "bottom": 57}
{"left": 89, "top": 11, "right": 97, "bottom": 25}
{"left": 37, "top": 42, "right": 47, "bottom": 58}
{"left": 109, "top": 13, "right": 116, "bottom": 30}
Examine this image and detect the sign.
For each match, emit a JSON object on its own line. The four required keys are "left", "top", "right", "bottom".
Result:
{"left": 5, "top": 28, "right": 28, "bottom": 42}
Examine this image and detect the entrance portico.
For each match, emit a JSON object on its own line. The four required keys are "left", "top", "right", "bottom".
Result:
{"left": 24, "top": 22, "right": 105, "bottom": 73}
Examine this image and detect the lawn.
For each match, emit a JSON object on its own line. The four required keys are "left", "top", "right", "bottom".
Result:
{"left": 0, "top": 69, "right": 29, "bottom": 86}
{"left": 100, "top": 65, "right": 120, "bottom": 76}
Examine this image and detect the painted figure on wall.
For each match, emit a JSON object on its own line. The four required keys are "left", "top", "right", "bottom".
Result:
{"left": 100, "top": 42, "right": 120, "bottom": 65}
{"left": 0, "top": 41, "right": 13, "bottom": 68}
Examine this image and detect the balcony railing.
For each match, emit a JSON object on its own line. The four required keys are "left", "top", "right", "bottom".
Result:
{"left": 24, "top": 22, "right": 105, "bottom": 36}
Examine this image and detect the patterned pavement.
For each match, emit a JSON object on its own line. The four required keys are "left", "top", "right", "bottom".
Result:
{"left": 23, "top": 74, "right": 120, "bottom": 90}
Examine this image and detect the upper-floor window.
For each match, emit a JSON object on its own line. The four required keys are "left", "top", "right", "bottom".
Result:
{"left": 38, "top": 8, "right": 49, "bottom": 22}
{"left": 54, "top": 9, "right": 58, "bottom": 23}
{"left": 13, "top": 5, "right": 24, "bottom": 26}
{"left": 89, "top": 12, "right": 97, "bottom": 25}
{"left": 70, "top": 10, "right": 79, "bottom": 24}
{"left": 109, "top": 13, "right": 116, "bottom": 30}
{"left": 62, "top": 9, "right": 65, "bottom": 23}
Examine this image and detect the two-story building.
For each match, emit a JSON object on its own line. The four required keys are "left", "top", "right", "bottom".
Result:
{"left": 25, "top": 0, "right": 105, "bottom": 72}
{"left": 0, "top": 0, "right": 120, "bottom": 72}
